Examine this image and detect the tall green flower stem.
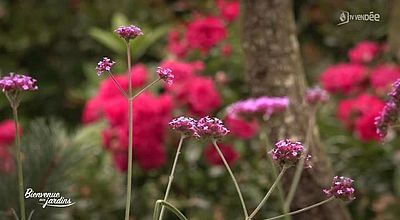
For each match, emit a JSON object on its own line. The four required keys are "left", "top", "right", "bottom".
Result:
{"left": 12, "top": 105, "right": 25, "bottom": 220}
{"left": 159, "top": 135, "right": 186, "bottom": 220}
{"left": 125, "top": 40, "right": 134, "bottom": 220}
{"left": 118, "top": 41, "right": 162, "bottom": 220}
{"left": 264, "top": 197, "right": 335, "bottom": 220}
{"left": 260, "top": 125, "right": 290, "bottom": 220}
{"left": 283, "top": 106, "right": 317, "bottom": 212}
{"left": 247, "top": 166, "right": 288, "bottom": 220}
{"left": 212, "top": 139, "right": 249, "bottom": 219}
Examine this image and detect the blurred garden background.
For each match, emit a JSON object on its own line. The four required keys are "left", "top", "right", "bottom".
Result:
{"left": 1, "top": 0, "right": 400, "bottom": 219}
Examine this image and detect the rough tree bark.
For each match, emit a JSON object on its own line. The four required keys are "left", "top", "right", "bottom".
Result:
{"left": 241, "top": 1, "right": 352, "bottom": 220}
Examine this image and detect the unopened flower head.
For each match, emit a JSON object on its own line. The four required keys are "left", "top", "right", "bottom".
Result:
{"left": 169, "top": 116, "right": 198, "bottom": 137}
{"left": 196, "top": 116, "right": 230, "bottom": 139}
{"left": 96, "top": 57, "right": 116, "bottom": 76}
{"left": 114, "top": 25, "right": 143, "bottom": 41}
{"left": 306, "top": 86, "right": 329, "bottom": 105}
{"left": 269, "top": 139, "right": 305, "bottom": 167}
{"left": 227, "top": 96, "right": 289, "bottom": 119}
{"left": 0, "top": 73, "right": 38, "bottom": 92}
{"left": 157, "top": 67, "right": 174, "bottom": 86}
{"left": 323, "top": 176, "right": 355, "bottom": 201}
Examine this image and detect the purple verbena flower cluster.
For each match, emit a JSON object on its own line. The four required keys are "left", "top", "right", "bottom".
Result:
{"left": 169, "top": 116, "right": 199, "bottom": 137}
{"left": 0, "top": 73, "right": 38, "bottom": 92}
{"left": 157, "top": 67, "right": 174, "bottom": 86}
{"left": 375, "top": 79, "right": 400, "bottom": 139}
{"left": 323, "top": 176, "right": 355, "bottom": 201}
{"left": 114, "top": 25, "right": 143, "bottom": 40}
{"left": 306, "top": 86, "right": 329, "bottom": 105}
{"left": 96, "top": 57, "right": 116, "bottom": 76}
{"left": 269, "top": 139, "right": 305, "bottom": 167}
{"left": 196, "top": 116, "right": 230, "bottom": 139}
{"left": 226, "top": 96, "right": 290, "bottom": 119}
{"left": 169, "top": 116, "right": 229, "bottom": 139}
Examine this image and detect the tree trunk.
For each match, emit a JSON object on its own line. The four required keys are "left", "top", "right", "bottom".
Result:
{"left": 241, "top": 1, "right": 352, "bottom": 220}
{"left": 388, "top": 0, "right": 400, "bottom": 60}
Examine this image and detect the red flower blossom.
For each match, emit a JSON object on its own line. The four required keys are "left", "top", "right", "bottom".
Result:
{"left": 186, "top": 16, "right": 227, "bottom": 53}
{"left": 112, "top": 151, "right": 128, "bottom": 172}
{"left": 370, "top": 64, "right": 400, "bottom": 93}
{"left": 222, "top": 44, "right": 233, "bottom": 57}
{"left": 205, "top": 143, "right": 240, "bottom": 166}
{"left": 216, "top": 0, "right": 240, "bottom": 22}
{"left": 356, "top": 113, "right": 380, "bottom": 141}
{"left": 225, "top": 115, "right": 259, "bottom": 139}
{"left": 179, "top": 76, "right": 222, "bottom": 116}
{"left": 320, "top": 63, "right": 367, "bottom": 94}
{"left": 82, "top": 96, "right": 103, "bottom": 124}
{"left": 135, "top": 143, "right": 167, "bottom": 170}
{"left": 103, "top": 97, "right": 129, "bottom": 126}
{"left": 167, "top": 29, "right": 189, "bottom": 58}
{"left": 0, "top": 147, "right": 15, "bottom": 173}
{"left": 102, "top": 126, "right": 129, "bottom": 151}
{"left": 0, "top": 119, "right": 22, "bottom": 146}
{"left": 348, "top": 41, "right": 380, "bottom": 64}
{"left": 337, "top": 94, "right": 385, "bottom": 141}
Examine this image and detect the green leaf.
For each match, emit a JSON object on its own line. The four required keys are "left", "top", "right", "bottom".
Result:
{"left": 111, "top": 12, "right": 130, "bottom": 30}
{"left": 131, "top": 25, "right": 170, "bottom": 60}
{"left": 89, "top": 27, "right": 125, "bottom": 53}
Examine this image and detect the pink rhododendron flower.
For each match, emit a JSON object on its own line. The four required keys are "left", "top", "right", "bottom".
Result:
{"left": 0, "top": 147, "right": 15, "bottom": 173}
{"left": 216, "top": 0, "right": 240, "bottom": 22}
{"left": 222, "top": 44, "right": 233, "bottom": 57}
{"left": 0, "top": 119, "right": 22, "bottom": 146}
{"left": 82, "top": 96, "right": 103, "bottom": 124}
{"left": 186, "top": 16, "right": 227, "bottom": 53}
{"left": 180, "top": 76, "right": 222, "bottom": 116}
{"left": 205, "top": 143, "right": 239, "bottom": 166}
{"left": 112, "top": 151, "right": 128, "bottom": 172}
{"left": 337, "top": 94, "right": 385, "bottom": 141}
{"left": 320, "top": 63, "right": 367, "bottom": 94}
{"left": 225, "top": 115, "right": 259, "bottom": 139}
{"left": 167, "top": 29, "right": 189, "bottom": 58}
{"left": 348, "top": 41, "right": 380, "bottom": 63}
{"left": 135, "top": 142, "right": 167, "bottom": 170}
{"left": 371, "top": 64, "right": 400, "bottom": 93}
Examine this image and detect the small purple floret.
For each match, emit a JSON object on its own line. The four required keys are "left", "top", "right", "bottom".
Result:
{"left": 96, "top": 57, "right": 116, "bottom": 76}
{"left": 306, "top": 86, "right": 329, "bottom": 105}
{"left": 157, "top": 67, "right": 174, "bottom": 86}
{"left": 0, "top": 73, "right": 38, "bottom": 92}
{"left": 114, "top": 25, "right": 143, "bottom": 40}
{"left": 323, "top": 176, "right": 355, "bottom": 201}
{"left": 269, "top": 139, "right": 305, "bottom": 167}
{"left": 196, "top": 116, "right": 230, "bottom": 139}
{"left": 169, "top": 116, "right": 199, "bottom": 137}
